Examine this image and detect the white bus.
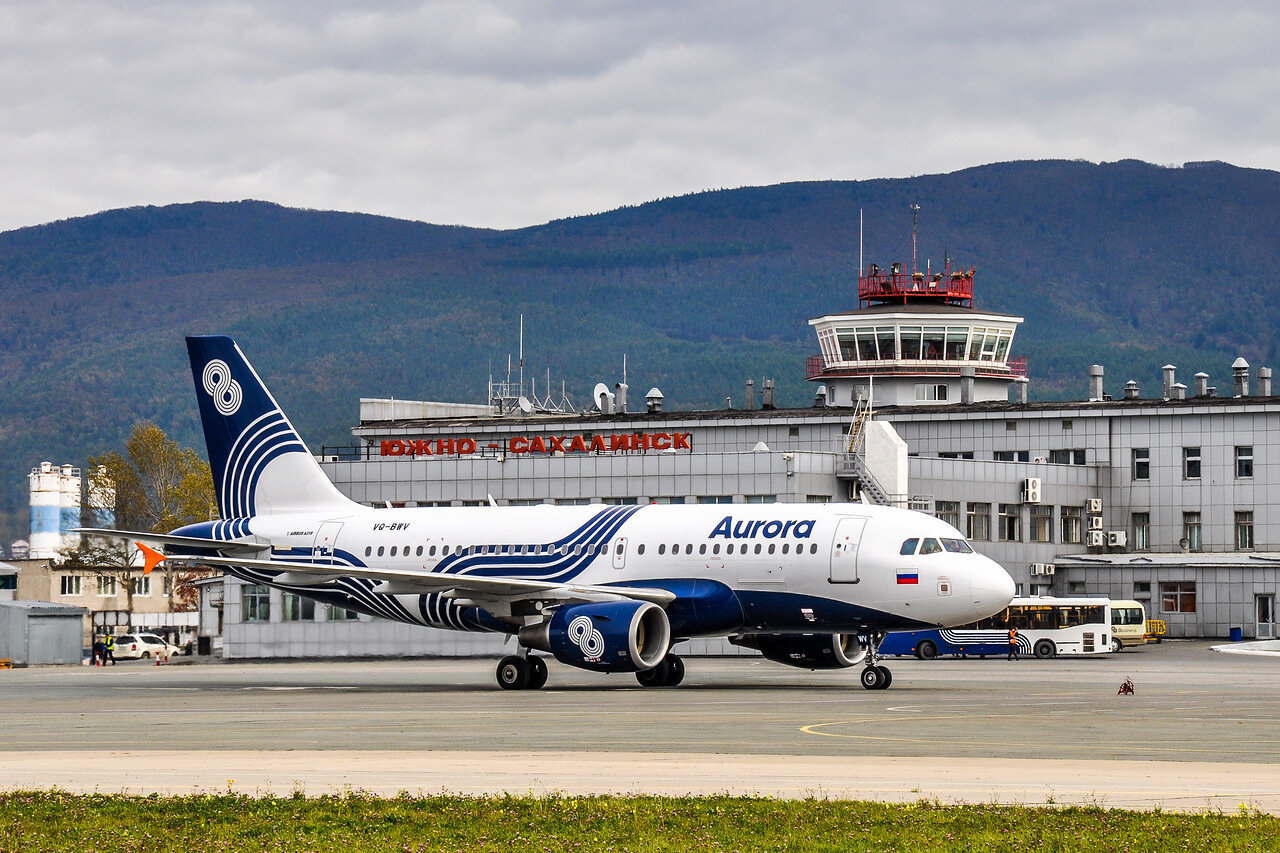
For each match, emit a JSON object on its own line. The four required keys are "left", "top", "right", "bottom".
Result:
{"left": 881, "top": 596, "right": 1113, "bottom": 659}
{"left": 1109, "top": 599, "right": 1148, "bottom": 651}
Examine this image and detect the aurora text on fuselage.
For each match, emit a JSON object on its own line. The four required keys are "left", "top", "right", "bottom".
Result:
{"left": 708, "top": 517, "right": 816, "bottom": 539}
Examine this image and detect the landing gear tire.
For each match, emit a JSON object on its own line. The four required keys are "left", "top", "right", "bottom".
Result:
{"left": 916, "top": 640, "right": 938, "bottom": 660}
{"left": 1034, "top": 639, "right": 1057, "bottom": 659}
{"left": 664, "top": 654, "right": 685, "bottom": 687}
{"left": 497, "top": 655, "right": 530, "bottom": 690}
{"left": 636, "top": 659, "right": 670, "bottom": 687}
{"left": 526, "top": 656, "right": 549, "bottom": 690}
{"left": 860, "top": 665, "right": 891, "bottom": 690}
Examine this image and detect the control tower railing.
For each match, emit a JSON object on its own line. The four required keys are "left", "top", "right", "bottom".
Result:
{"left": 859, "top": 264, "right": 974, "bottom": 308}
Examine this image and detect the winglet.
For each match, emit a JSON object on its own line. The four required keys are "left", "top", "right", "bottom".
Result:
{"left": 136, "top": 542, "right": 167, "bottom": 576}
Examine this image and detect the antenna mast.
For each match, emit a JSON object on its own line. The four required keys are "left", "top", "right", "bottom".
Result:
{"left": 910, "top": 204, "right": 921, "bottom": 275}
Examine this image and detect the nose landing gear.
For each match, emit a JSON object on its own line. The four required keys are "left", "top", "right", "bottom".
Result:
{"left": 859, "top": 630, "right": 892, "bottom": 690}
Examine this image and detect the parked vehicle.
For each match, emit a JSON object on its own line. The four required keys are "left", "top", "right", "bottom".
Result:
{"left": 113, "top": 633, "right": 183, "bottom": 660}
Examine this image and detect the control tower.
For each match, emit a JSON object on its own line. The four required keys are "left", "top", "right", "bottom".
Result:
{"left": 807, "top": 229, "right": 1025, "bottom": 407}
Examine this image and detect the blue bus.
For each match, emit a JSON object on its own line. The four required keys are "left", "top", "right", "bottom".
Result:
{"left": 880, "top": 597, "right": 1113, "bottom": 660}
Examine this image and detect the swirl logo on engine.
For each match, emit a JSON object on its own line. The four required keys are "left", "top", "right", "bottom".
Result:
{"left": 202, "top": 359, "right": 243, "bottom": 416}
{"left": 568, "top": 615, "right": 605, "bottom": 659}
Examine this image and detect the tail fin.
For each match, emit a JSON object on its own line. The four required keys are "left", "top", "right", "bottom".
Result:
{"left": 186, "top": 336, "right": 352, "bottom": 518}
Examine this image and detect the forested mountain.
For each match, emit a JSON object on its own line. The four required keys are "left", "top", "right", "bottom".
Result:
{"left": 3, "top": 159, "right": 1279, "bottom": 545}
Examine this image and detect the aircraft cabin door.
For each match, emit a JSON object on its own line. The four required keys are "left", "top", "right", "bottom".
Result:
{"left": 829, "top": 517, "right": 867, "bottom": 584}
{"left": 612, "top": 537, "right": 628, "bottom": 570}
{"left": 312, "top": 522, "right": 344, "bottom": 566}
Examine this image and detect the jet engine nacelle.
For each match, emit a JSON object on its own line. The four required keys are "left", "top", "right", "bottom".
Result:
{"left": 730, "top": 632, "right": 866, "bottom": 670}
{"left": 520, "top": 600, "right": 671, "bottom": 673}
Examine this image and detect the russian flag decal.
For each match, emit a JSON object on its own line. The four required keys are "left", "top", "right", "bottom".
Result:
{"left": 896, "top": 571, "right": 919, "bottom": 585}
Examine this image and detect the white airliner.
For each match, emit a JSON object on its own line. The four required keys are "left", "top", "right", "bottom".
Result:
{"left": 85, "top": 336, "right": 1015, "bottom": 690}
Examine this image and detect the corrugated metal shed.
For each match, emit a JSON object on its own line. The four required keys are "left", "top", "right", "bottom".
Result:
{"left": 0, "top": 600, "right": 87, "bottom": 666}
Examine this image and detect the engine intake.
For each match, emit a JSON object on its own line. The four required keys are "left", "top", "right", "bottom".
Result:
{"left": 520, "top": 600, "right": 671, "bottom": 673}
{"left": 730, "top": 632, "right": 865, "bottom": 670}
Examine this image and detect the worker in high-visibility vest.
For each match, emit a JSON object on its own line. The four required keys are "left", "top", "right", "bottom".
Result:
{"left": 103, "top": 634, "right": 116, "bottom": 666}
{"left": 1007, "top": 626, "right": 1019, "bottom": 661}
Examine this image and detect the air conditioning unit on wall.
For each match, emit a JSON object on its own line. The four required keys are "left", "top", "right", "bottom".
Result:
{"left": 1087, "top": 530, "right": 1106, "bottom": 547}
{"left": 1087, "top": 498, "right": 1103, "bottom": 514}
{"left": 1018, "top": 473, "right": 1039, "bottom": 502}
{"left": 1030, "top": 562, "right": 1056, "bottom": 576}
{"left": 1107, "top": 531, "right": 1128, "bottom": 547}
{"left": 1088, "top": 516, "right": 1104, "bottom": 530}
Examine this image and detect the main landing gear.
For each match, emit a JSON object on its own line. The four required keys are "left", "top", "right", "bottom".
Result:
{"left": 496, "top": 654, "right": 548, "bottom": 690}
{"left": 636, "top": 653, "right": 685, "bottom": 688}
{"left": 859, "top": 630, "right": 892, "bottom": 690}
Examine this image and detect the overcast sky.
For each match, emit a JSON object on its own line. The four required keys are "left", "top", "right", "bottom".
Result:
{"left": 3, "top": 1, "right": 1278, "bottom": 233}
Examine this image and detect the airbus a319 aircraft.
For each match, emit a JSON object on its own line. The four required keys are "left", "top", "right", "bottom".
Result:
{"left": 86, "top": 336, "right": 1015, "bottom": 691}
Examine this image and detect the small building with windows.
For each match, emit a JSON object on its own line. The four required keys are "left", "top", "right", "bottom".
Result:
{"left": 198, "top": 254, "right": 1279, "bottom": 653}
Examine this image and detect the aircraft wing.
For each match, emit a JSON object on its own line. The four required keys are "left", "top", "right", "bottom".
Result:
{"left": 148, "top": 549, "right": 678, "bottom": 609}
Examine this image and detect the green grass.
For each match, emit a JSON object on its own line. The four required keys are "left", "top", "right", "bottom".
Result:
{"left": 1, "top": 792, "right": 1277, "bottom": 852}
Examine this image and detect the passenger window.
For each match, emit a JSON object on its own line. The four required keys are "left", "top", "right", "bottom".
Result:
{"left": 768, "top": 543, "right": 775, "bottom": 554}
{"left": 810, "top": 544, "right": 818, "bottom": 554}
{"left": 900, "top": 538, "right": 919, "bottom": 555}
{"left": 637, "top": 544, "right": 646, "bottom": 555}
{"left": 377, "top": 546, "right": 385, "bottom": 557}
{"left": 390, "top": 546, "right": 397, "bottom": 557}
{"left": 685, "top": 544, "right": 693, "bottom": 555}
{"left": 727, "top": 544, "right": 735, "bottom": 555}
{"left": 416, "top": 545, "right": 423, "bottom": 556}
{"left": 713, "top": 544, "right": 721, "bottom": 555}
{"left": 920, "top": 538, "right": 943, "bottom": 555}
{"left": 699, "top": 543, "right": 707, "bottom": 555}
{"left": 658, "top": 544, "right": 666, "bottom": 555}
{"left": 429, "top": 545, "right": 436, "bottom": 556}
{"left": 364, "top": 546, "right": 372, "bottom": 557}
{"left": 782, "top": 543, "right": 789, "bottom": 554}
{"left": 754, "top": 543, "right": 762, "bottom": 554}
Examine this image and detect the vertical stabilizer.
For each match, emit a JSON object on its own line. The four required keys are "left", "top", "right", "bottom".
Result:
{"left": 186, "top": 336, "right": 352, "bottom": 518}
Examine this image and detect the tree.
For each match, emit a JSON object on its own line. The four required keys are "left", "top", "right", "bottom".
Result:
{"left": 57, "top": 423, "right": 217, "bottom": 615}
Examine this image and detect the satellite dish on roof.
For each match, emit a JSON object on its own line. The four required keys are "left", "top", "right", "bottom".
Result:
{"left": 517, "top": 396, "right": 533, "bottom": 414}
{"left": 593, "top": 382, "right": 615, "bottom": 414}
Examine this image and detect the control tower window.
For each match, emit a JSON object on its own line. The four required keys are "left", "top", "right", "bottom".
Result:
{"left": 923, "top": 326, "right": 946, "bottom": 359}
{"left": 900, "top": 326, "right": 922, "bottom": 359}
{"left": 837, "top": 329, "right": 857, "bottom": 361}
{"left": 876, "top": 326, "right": 897, "bottom": 360}
{"left": 946, "top": 328, "right": 968, "bottom": 360}
{"left": 856, "top": 328, "right": 877, "bottom": 360}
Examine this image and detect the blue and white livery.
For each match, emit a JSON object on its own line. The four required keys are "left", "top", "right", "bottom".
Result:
{"left": 88, "top": 335, "right": 1016, "bottom": 691}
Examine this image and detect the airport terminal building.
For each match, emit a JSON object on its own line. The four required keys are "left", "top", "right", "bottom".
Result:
{"left": 205, "top": 261, "right": 1279, "bottom": 656}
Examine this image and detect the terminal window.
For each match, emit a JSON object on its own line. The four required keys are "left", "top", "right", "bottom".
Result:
{"left": 934, "top": 500, "right": 959, "bottom": 528}
{"left": 1183, "top": 447, "right": 1201, "bottom": 480}
{"left": 1183, "top": 512, "right": 1202, "bottom": 551}
{"left": 1132, "top": 448, "right": 1150, "bottom": 480}
{"left": 242, "top": 584, "right": 270, "bottom": 622}
{"left": 1030, "top": 505, "right": 1053, "bottom": 542}
{"left": 96, "top": 576, "right": 117, "bottom": 597}
{"left": 966, "top": 503, "right": 991, "bottom": 541}
{"left": 1060, "top": 506, "right": 1083, "bottom": 544}
{"left": 1236, "top": 446, "right": 1254, "bottom": 478}
{"left": 1161, "top": 582, "right": 1196, "bottom": 614}
{"left": 1236, "top": 511, "right": 1255, "bottom": 550}
{"left": 998, "top": 504, "right": 1021, "bottom": 542}
{"left": 59, "top": 575, "right": 81, "bottom": 596}
{"left": 1132, "top": 512, "right": 1150, "bottom": 550}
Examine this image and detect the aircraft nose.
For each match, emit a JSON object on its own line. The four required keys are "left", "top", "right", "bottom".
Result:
{"left": 972, "top": 558, "right": 1016, "bottom": 616}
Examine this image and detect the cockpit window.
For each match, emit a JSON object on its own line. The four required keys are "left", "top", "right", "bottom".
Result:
{"left": 919, "top": 538, "right": 943, "bottom": 555}
{"left": 899, "top": 538, "right": 919, "bottom": 555}
{"left": 941, "top": 538, "right": 973, "bottom": 553}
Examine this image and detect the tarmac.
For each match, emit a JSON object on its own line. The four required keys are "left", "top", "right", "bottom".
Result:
{"left": 3, "top": 639, "right": 1278, "bottom": 812}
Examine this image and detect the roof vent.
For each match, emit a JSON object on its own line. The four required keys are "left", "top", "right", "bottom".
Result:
{"left": 1124, "top": 380, "right": 1140, "bottom": 400}
{"left": 1233, "top": 357, "right": 1250, "bottom": 397}
{"left": 645, "top": 388, "right": 664, "bottom": 414}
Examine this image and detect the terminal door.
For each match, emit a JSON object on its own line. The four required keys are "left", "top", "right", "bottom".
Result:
{"left": 1258, "top": 594, "right": 1275, "bottom": 640}
{"left": 829, "top": 517, "right": 867, "bottom": 584}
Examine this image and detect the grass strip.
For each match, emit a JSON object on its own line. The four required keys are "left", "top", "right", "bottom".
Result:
{"left": 1, "top": 791, "right": 1277, "bottom": 852}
